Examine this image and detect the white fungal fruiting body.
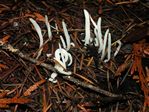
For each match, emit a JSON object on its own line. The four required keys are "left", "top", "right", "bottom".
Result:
{"left": 60, "top": 35, "right": 67, "bottom": 49}
{"left": 29, "top": 18, "right": 43, "bottom": 47}
{"left": 45, "top": 15, "right": 52, "bottom": 40}
{"left": 83, "top": 9, "right": 122, "bottom": 62}
{"left": 114, "top": 40, "right": 122, "bottom": 57}
{"left": 28, "top": 10, "right": 121, "bottom": 83}
{"left": 84, "top": 9, "right": 103, "bottom": 48}
{"left": 52, "top": 20, "right": 74, "bottom": 76}
{"left": 84, "top": 9, "right": 91, "bottom": 46}
{"left": 29, "top": 16, "right": 74, "bottom": 83}
{"left": 97, "top": 17, "right": 103, "bottom": 53}
{"left": 30, "top": 16, "right": 54, "bottom": 59}
{"left": 101, "top": 29, "right": 109, "bottom": 60}
{"left": 104, "top": 33, "right": 111, "bottom": 62}
{"left": 62, "top": 21, "right": 75, "bottom": 51}
{"left": 29, "top": 18, "right": 43, "bottom": 59}
{"left": 53, "top": 39, "right": 73, "bottom": 76}
{"left": 54, "top": 43, "right": 72, "bottom": 75}
{"left": 62, "top": 21, "right": 71, "bottom": 51}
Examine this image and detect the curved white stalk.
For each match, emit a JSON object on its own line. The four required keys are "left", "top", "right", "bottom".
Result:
{"left": 104, "top": 33, "right": 111, "bottom": 62}
{"left": 62, "top": 21, "right": 71, "bottom": 51}
{"left": 70, "top": 43, "right": 75, "bottom": 47}
{"left": 54, "top": 43, "right": 73, "bottom": 75}
{"left": 114, "top": 40, "right": 122, "bottom": 57}
{"left": 97, "top": 17, "right": 103, "bottom": 53}
{"left": 45, "top": 15, "right": 52, "bottom": 40}
{"left": 29, "top": 18, "right": 43, "bottom": 59}
{"left": 54, "top": 44, "right": 72, "bottom": 75}
{"left": 101, "top": 29, "right": 109, "bottom": 60}
{"left": 55, "top": 45, "right": 66, "bottom": 69}
{"left": 84, "top": 9, "right": 90, "bottom": 46}
{"left": 29, "top": 18, "right": 43, "bottom": 47}
{"left": 67, "top": 53, "right": 73, "bottom": 66}
{"left": 55, "top": 45, "right": 72, "bottom": 67}
{"left": 60, "top": 35, "right": 67, "bottom": 49}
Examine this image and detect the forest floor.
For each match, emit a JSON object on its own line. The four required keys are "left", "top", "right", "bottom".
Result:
{"left": 0, "top": 0, "right": 149, "bottom": 112}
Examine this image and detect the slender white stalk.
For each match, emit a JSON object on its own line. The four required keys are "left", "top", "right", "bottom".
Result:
{"left": 29, "top": 18, "right": 43, "bottom": 59}
{"left": 89, "top": 16, "right": 97, "bottom": 29}
{"left": 104, "top": 33, "right": 111, "bottom": 62}
{"left": 114, "top": 40, "right": 122, "bottom": 57}
{"left": 29, "top": 18, "right": 43, "bottom": 48}
{"left": 97, "top": 17, "right": 103, "bottom": 53}
{"left": 59, "top": 43, "right": 66, "bottom": 68}
{"left": 62, "top": 20, "right": 71, "bottom": 51}
{"left": 84, "top": 9, "right": 90, "bottom": 46}
{"left": 60, "top": 35, "right": 67, "bottom": 49}
{"left": 101, "top": 29, "right": 109, "bottom": 60}
{"left": 94, "top": 38, "right": 99, "bottom": 46}
{"left": 90, "top": 16, "right": 99, "bottom": 46}
{"left": 45, "top": 15, "right": 52, "bottom": 40}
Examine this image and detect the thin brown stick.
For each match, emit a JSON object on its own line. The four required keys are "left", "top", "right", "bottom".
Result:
{"left": 0, "top": 41, "right": 122, "bottom": 97}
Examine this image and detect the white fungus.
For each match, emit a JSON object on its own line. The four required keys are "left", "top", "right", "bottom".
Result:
{"left": 29, "top": 18, "right": 43, "bottom": 59}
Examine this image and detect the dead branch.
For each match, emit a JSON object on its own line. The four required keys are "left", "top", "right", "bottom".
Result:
{"left": 0, "top": 41, "right": 122, "bottom": 98}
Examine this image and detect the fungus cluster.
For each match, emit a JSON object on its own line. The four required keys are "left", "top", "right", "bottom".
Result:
{"left": 30, "top": 16, "right": 74, "bottom": 83}
{"left": 29, "top": 9, "right": 121, "bottom": 83}
{"left": 83, "top": 9, "right": 122, "bottom": 62}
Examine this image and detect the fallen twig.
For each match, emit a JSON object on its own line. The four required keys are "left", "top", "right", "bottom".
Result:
{"left": 0, "top": 41, "right": 122, "bottom": 98}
